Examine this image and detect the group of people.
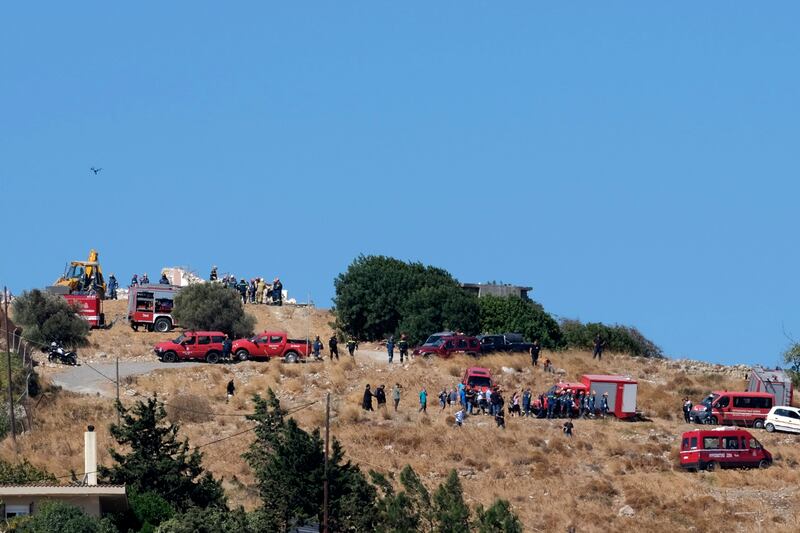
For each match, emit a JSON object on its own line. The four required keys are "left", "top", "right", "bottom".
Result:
{"left": 213, "top": 270, "right": 283, "bottom": 306}
{"left": 312, "top": 336, "right": 359, "bottom": 359}
{"left": 362, "top": 383, "right": 402, "bottom": 411}
{"left": 129, "top": 272, "right": 171, "bottom": 287}
{"left": 385, "top": 335, "right": 410, "bottom": 363}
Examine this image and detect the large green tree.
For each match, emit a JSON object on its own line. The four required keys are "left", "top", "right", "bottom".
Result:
{"left": 172, "top": 283, "right": 255, "bottom": 338}
{"left": 244, "top": 389, "right": 378, "bottom": 532}
{"left": 432, "top": 470, "right": 471, "bottom": 533}
{"left": 100, "top": 397, "right": 225, "bottom": 512}
{"left": 478, "top": 295, "right": 563, "bottom": 349}
{"left": 333, "top": 255, "right": 479, "bottom": 343}
{"left": 12, "top": 289, "right": 89, "bottom": 348}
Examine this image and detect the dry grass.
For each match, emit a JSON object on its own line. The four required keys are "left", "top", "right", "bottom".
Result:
{"left": 4, "top": 307, "right": 800, "bottom": 531}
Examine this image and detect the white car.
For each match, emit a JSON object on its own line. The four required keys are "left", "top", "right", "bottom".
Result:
{"left": 765, "top": 406, "right": 800, "bottom": 434}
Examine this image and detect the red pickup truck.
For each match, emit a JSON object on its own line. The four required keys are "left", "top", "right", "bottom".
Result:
{"left": 231, "top": 331, "right": 311, "bottom": 363}
{"left": 154, "top": 331, "right": 226, "bottom": 364}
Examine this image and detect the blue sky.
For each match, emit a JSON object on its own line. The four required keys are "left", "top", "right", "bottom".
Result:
{"left": 1, "top": 3, "right": 798, "bottom": 366}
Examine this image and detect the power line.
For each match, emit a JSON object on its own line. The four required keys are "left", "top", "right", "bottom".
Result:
{"left": 51, "top": 400, "right": 319, "bottom": 481}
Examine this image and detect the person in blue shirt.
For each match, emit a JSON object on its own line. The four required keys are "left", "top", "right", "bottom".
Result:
{"left": 419, "top": 388, "right": 427, "bottom": 413}
{"left": 386, "top": 336, "right": 395, "bottom": 363}
{"left": 107, "top": 274, "right": 118, "bottom": 300}
{"left": 601, "top": 392, "right": 610, "bottom": 418}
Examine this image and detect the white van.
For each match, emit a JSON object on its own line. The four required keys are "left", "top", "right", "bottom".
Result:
{"left": 765, "top": 406, "right": 800, "bottom": 434}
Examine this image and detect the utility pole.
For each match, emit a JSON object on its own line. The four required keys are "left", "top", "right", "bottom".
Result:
{"left": 4, "top": 287, "right": 17, "bottom": 449}
{"left": 115, "top": 355, "right": 120, "bottom": 425}
{"left": 323, "top": 392, "right": 330, "bottom": 533}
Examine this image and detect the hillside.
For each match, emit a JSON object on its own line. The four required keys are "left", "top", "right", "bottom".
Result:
{"left": 4, "top": 302, "right": 800, "bottom": 532}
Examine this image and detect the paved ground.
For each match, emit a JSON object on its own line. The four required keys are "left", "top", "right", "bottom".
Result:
{"left": 46, "top": 360, "right": 203, "bottom": 396}
{"left": 45, "top": 348, "right": 389, "bottom": 396}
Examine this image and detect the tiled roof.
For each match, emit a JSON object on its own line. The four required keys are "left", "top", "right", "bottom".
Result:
{"left": 0, "top": 483, "right": 125, "bottom": 489}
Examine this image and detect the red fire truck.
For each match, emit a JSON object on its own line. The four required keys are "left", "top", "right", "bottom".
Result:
{"left": 128, "top": 284, "right": 180, "bottom": 332}
{"left": 63, "top": 294, "right": 106, "bottom": 328}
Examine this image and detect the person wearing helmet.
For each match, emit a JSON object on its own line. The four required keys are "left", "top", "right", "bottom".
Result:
{"left": 272, "top": 278, "right": 283, "bottom": 306}
{"left": 210, "top": 266, "right": 218, "bottom": 282}
{"left": 107, "top": 273, "right": 118, "bottom": 299}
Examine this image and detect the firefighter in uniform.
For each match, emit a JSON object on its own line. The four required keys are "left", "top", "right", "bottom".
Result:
{"left": 398, "top": 335, "right": 409, "bottom": 362}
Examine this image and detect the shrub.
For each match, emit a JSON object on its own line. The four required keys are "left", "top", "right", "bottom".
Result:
{"left": 173, "top": 283, "right": 255, "bottom": 338}
{"left": 0, "top": 458, "right": 55, "bottom": 483}
{"left": 560, "top": 319, "right": 663, "bottom": 358}
{"left": 12, "top": 289, "right": 89, "bottom": 348}
{"left": 333, "top": 255, "right": 479, "bottom": 343}
{"left": 478, "top": 295, "right": 563, "bottom": 349}
{"left": 14, "top": 501, "right": 115, "bottom": 533}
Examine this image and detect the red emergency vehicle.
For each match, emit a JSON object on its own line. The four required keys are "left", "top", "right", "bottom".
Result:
{"left": 154, "top": 331, "right": 226, "bottom": 363}
{"left": 581, "top": 375, "right": 638, "bottom": 419}
{"left": 231, "top": 331, "right": 312, "bottom": 363}
{"left": 63, "top": 294, "right": 105, "bottom": 328}
{"left": 128, "top": 284, "right": 180, "bottom": 332}
{"left": 462, "top": 367, "right": 492, "bottom": 392}
{"left": 679, "top": 427, "right": 772, "bottom": 471}
{"left": 690, "top": 391, "right": 774, "bottom": 428}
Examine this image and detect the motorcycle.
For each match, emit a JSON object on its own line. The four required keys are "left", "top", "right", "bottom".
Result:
{"left": 48, "top": 342, "right": 78, "bottom": 366}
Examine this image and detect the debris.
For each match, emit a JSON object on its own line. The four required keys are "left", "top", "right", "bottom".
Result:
{"left": 618, "top": 505, "right": 635, "bottom": 517}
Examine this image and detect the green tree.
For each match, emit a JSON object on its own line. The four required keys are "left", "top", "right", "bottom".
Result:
{"left": 99, "top": 397, "right": 225, "bottom": 512}
{"left": 478, "top": 295, "right": 563, "bottom": 349}
{"left": 125, "top": 490, "right": 175, "bottom": 532}
{"left": 334, "top": 255, "right": 479, "bottom": 343}
{"left": 12, "top": 289, "right": 89, "bottom": 348}
{"left": 14, "top": 501, "right": 115, "bottom": 533}
{"left": 0, "top": 458, "right": 55, "bottom": 484}
{"left": 243, "top": 389, "right": 377, "bottom": 532}
{"left": 432, "top": 470, "right": 471, "bottom": 533}
{"left": 783, "top": 342, "right": 800, "bottom": 387}
{"left": 560, "top": 319, "right": 663, "bottom": 358}
{"left": 474, "top": 499, "right": 523, "bottom": 533}
{"left": 155, "top": 506, "right": 253, "bottom": 533}
{"left": 398, "top": 286, "right": 481, "bottom": 345}
{"left": 172, "top": 283, "right": 255, "bottom": 338}
{"left": 369, "top": 467, "right": 423, "bottom": 533}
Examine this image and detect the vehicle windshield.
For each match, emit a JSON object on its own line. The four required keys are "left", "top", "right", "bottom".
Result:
{"left": 66, "top": 265, "right": 85, "bottom": 278}
{"left": 173, "top": 334, "right": 187, "bottom": 344}
{"left": 701, "top": 394, "right": 719, "bottom": 408}
{"left": 423, "top": 336, "right": 445, "bottom": 347}
{"left": 468, "top": 376, "right": 491, "bottom": 388}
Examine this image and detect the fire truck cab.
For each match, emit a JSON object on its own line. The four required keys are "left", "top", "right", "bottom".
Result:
{"left": 128, "top": 284, "right": 180, "bottom": 332}
{"left": 680, "top": 427, "right": 772, "bottom": 472}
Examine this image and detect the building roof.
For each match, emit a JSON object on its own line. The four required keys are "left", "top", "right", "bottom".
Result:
{"left": 0, "top": 484, "right": 126, "bottom": 496}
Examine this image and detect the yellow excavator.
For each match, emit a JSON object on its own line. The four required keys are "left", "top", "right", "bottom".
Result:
{"left": 52, "top": 249, "right": 106, "bottom": 299}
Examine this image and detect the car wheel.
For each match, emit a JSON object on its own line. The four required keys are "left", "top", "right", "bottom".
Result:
{"left": 284, "top": 352, "right": 299, "bottom": 364}
{"left": 709, "top": 416, "right": 718, "bottom": 425}
{"left": 704, "top": 461, "right": 718, "bottom": 472}
{"left": 235, "top": 349, "right": 249, "bottom": 362}
{"left": 206, "top": 352, "right": 221, "bottom": 364}
{"left": 765, "top": 422, "right": 775, "bottom": 433}
{"left": 758, "top": 459, "right": 771, "bottom": 469}
{"left": 162, "top": 351, "right": 177, "bottom": 363}
{"left": 153, "top": 317, "right": 172, "bottom": 333}
{"left": 753, "top": 419, "right": 765, "bottom": 429}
